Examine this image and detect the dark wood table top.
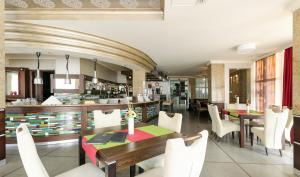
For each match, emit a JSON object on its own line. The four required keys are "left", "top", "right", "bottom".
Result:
{"left": 223, "top": 109, "right": 264, "bottom": 119}
{"left": 81, "top": 123, "right": 200, "bottom": 169}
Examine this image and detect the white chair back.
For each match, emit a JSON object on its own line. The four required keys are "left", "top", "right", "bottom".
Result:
{"left": 163, "top": 130, "right": 208, "bottom": 177}
{"left": 93, "top": 109, "right": 121, "bottom": 129}
{"left": 158, "top": 111, "right": 182, "bottom": 133}
{"left": 226, "top": 103, "right": 247, "bottom": 110}
{"left": 264, "top": 108, "right": 289, "bottom": 149}
{"left": 210, "top": 105, "right": 223, "bottom": 136}
{"left": 207, "top": 104, "right": 216, "bottom": 133}
{"left": 16, "top": 124, "right": 50, "bottom": 177}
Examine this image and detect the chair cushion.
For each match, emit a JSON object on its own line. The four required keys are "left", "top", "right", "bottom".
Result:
{"left": 137, "top": 154, "right": 164, "bottom": 171}
{"left": 135, "top": 167, "right": 164, "bottom": 177}
{"left": 55, "top": 163, "right": 105, "bottom": 177}
{"left": 251, "top": 127, "right": 265, "bottom": 142}
{"left": 222, "top": 120, "right": 240, "bottom": 131}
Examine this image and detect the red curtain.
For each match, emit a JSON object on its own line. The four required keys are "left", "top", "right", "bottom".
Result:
{"left": 282, "top": 47, "right": 293, "bottom": 108}
{"left": 282, "top": 47, "right": 293, "bottom": 143}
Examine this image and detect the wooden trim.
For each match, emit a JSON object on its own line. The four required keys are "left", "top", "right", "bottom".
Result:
{"left": 5, "top": 21, "right": 156, "bottom": 71}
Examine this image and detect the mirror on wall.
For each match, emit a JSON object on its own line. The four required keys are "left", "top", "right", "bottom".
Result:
{"left": 229, "top": 69, "right": 251, "bottom": 104}
{"left": 6, "top": 71, "right": 19, "bottom": 96}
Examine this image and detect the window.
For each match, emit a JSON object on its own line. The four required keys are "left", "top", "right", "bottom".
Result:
{"left": 195, "top": 77, "right": 208, "bottom": 99}
{"left": 255, "top": 55, "right": 276, "bottom": 112}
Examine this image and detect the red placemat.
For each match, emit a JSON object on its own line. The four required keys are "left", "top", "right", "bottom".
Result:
{"left": 115, "top": 129, "right": 155, "bottom": 142}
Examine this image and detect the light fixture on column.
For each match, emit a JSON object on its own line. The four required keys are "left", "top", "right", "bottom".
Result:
{"left": 34, "top": 52, "right": 43, "bottom": 85}
{"left": 92, "top": 59, "right": 98, "bottom": 84}
{"left": 64, "top": 54, "right": 71, "bottom": 84}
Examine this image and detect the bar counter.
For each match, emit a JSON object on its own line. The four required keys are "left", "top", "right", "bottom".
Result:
{"left": 5, "top": 100, "right": 160, "bottom": 143}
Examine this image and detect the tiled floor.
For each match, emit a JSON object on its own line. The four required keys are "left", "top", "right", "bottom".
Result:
{"left": 0, "top": 107, "right": 296, "bottom": 177}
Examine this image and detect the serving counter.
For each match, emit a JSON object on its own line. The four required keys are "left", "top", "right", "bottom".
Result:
{"left": 5, "top": 101, "right": 160, "bottom": 143}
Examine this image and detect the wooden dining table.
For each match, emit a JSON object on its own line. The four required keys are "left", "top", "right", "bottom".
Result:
{"left": 78, "top": 123, "right": 196, "bottom": 177}
{"left": 223, "top": 109, "right": 264, "bottom": 148}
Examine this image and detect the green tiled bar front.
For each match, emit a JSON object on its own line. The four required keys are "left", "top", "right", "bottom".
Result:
{"left": 4, "top": 100, "right": 160, "bottom": 141}
{"left": 5, "top": 112, "right": 82, "bottom": 138}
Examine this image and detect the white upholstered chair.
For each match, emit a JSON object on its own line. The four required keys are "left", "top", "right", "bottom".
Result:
{"left": 93, "top": 109, "right": 121, "bottom": 129}
{"left": 285, "top": 109, "right": 293, "bottom": 145}
{"left": 207, "top": 104, "right": 216, "bottom": 135}
{"left": 136, "top": 111, "right": 182, "bottom": 172}
{"left": 135, "top": 130, "right": 208, "bottom": 177}
{"left": 16, "top": 124, "right": 105, "bottom": 177}
{"left": 208, "top": 104, "right": 240, "bottom": 141}
{"left": 250, "top": 108, "right": 289, "bottom": 156}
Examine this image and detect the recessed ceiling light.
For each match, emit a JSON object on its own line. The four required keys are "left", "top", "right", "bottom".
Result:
{"left": 237, "top": 43, "right": 256, "bottom": 54}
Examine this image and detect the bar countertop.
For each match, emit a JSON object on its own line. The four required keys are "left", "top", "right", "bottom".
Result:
{"left": 5, "top": 100, "right": 160, "bottom": 108}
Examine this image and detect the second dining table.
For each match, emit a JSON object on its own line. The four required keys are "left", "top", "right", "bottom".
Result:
{"left": 78, "top": 123, "right": 195, "bottom": 177}
{"left": 223, "top": 109, "right": 264, "bottom": 148}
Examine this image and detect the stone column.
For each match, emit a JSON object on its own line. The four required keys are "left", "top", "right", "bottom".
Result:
{"left": 208, "top": 64, "right": 225, "bottom": 103}
{"left": 188, "top": 78, "right": 196, "bottom": 99}
{"left": 132, "top": 70, "right": 146, "bottom": 96}
{"left": 293, "top": 8, "right": 300, "bottom": 114}
{"left": 0, "top": 0, "right": 4, "bottom": 108}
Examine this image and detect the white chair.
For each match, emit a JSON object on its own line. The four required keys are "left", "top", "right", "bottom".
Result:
{"left": 208, "top": 104, "right": 240, "bottom": 141}
{"left": 226, "top": 103, "right": 247, "bottom": 110}
{"left": 93, "top": 109, "right": 121, "bottom": 129}
{"left": 207, "top": 104, "right": 216, "bottom": 135}
{"left": 136, "top": 111, "right": 183, "bottom": 172}
{"left": 158, "top": 111, "right": 182, "bottom": 133}
{"left": 285, "top": 109, "right": 293, "bottom": 145}
{"left": 135, "top": 130, "right": 209, "bottom": 177}
{"left": 250, "top": 108, "right": 289, "bottom": 156}
{"left": 16, "top": 124, "right": 105, "bottom": 177}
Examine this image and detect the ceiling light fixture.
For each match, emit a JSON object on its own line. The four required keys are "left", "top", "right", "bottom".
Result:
{"left": 237, "top": 43, "right": 256, "bottom": 54}
{"left": 34, "top": 52, "right": 43, "bottom": 85}
{"left": 92, "top": 59, "right": 98, "bottom": 84}
{"left": 64, "top": 54, "right": 71, "bottom": 85}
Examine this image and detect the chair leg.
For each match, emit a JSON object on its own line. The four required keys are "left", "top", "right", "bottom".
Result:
{"left": 138, "top": 167, "right": 144, "bottom": 174}
{"left": 265, "top": 148, "right": 268, "bottom": 156}
{"left": 279, "top": 150, "right": 282, "bottom": 157}
{"left": 245, "top": 125, "right": 248, "bottom": 139}
{"left": 130, "top": 165, "right": 136, "bottom": 177}
{"left": 250, "top": 132, "right": 253, "bottom": 146}
{"left": 232, "top": 132, "right": 234, "bottom": 139}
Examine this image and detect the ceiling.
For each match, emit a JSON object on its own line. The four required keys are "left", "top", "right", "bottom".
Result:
{"left": 7, "top": 0, "right": 297, "bottom": 76}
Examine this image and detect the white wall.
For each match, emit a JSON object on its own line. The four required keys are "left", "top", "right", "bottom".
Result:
{"left": 80, "top": 59, "right": 118, "bottom": 82}
{"left": 7, "top": 59, "right": 56, "bottom": 70}
{"left": 56, "top": 58, "right": 80, "bottom": 74}
{"left": 275, "top": 50, "right": 284, "bottom": 106}
{"left": 117, "top": 71, "right": 127, "bottom": 83}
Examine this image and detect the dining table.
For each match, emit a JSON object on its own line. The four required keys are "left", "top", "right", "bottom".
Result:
{"left": 78, "top": 123, "right": 199, "bottom": 177}
{"left": 222, "top": 109, "right": 264, "bottom": 148}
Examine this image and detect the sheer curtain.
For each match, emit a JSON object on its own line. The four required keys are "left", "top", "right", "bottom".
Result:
{"left": 255, "top": 55, "right": 276, "bottom": 112}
